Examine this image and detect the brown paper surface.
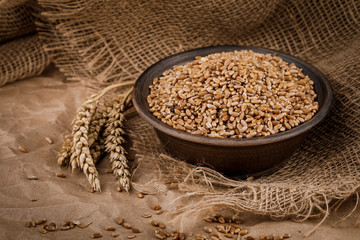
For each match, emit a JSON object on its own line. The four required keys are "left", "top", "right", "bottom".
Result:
{"left": 0, "top": 66, "right": 359, "bottom": 239}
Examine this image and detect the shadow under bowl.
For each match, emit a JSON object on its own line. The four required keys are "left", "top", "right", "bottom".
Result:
{"left": 132, "top": 45, "right": 333, "bottom": 176}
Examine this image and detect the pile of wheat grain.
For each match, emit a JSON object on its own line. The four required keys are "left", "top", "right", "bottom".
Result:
{"left": 148, "top": 50, "right": 318, "bottom": 138}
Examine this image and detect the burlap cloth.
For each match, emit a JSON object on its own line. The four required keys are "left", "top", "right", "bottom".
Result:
{"left": 0, "top": 0, "right": 360, "bottom": 239}
{"left": 0, "top": 0, "right": 50, "bottom": 86}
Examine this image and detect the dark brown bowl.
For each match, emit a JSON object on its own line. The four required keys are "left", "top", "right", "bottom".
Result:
{"left": 132, "top": 46, "right": 333, "bottom": 176}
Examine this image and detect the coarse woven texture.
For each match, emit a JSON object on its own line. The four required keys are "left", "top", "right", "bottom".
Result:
{"left": 0, "top": 34, "right": 51, "bottom": 87}
{"left": 36, "top": 0, "right": 360, "bottom": 87}
{"left": 35, "top": 0, "right": 360, "bottom": 228}
{"left": 0, "top": 0, "right": 50, "bottom": 86}
{"left": 0, "top": 0, "right": 36, "bottom": 43}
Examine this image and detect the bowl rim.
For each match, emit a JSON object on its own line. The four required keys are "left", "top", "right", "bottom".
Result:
{"left": 132, "top": 45, "right": 333, "bottom": 147}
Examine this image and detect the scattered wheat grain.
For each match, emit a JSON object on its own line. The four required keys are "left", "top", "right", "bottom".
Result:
{"left": 27, "top": 176, "right": 38, "bottom": 180}
{"left": 93, "top": 232, "right": 102, "bottom": 238}
{"left": 246, "top": 236, "right": 255, "bottom": 240}
{"left": 18, "top": 146, "right": 28, "bottom": 153}
{"left": 105, "top": 226, "right": 115, "bottom": 231}
{"left": 39, "top": 226, "right": 47, "bottom": 234}
{"left": 36, "top": 219, "right": 46, "bottom": 225}
{"left": 117, "top": 217, "right": 124, "bottom": 225}
{"left": 56, "top": 172, "right": 66, "bottom": 178}
{"left": 142, "top": 213, "right": 152, "bottom": 218}
{"left": 151, "top": 205, "right": 161, "bottom": 210}
{"left": 150, "top": 220, "right": 159, "bottom": 227}
{"left": 239, "top": 229, "right": 248, "bottom": 235}
{"left": 132, "top": 228, "right": 141, "bottom": 233}
{"left": 155, "top": 209, "right": 164, "bottom": 215}
{"left": 282, "top": 233, "right": 291, "bottom": 238}
{"left": 45, "top": 137, "right": 53, "bottom": 144}
{"left": 26, "top": 221, "right": 32, "bottom": 227}
{"left": 122, "top": 223, "right": 131, "bottom": 229}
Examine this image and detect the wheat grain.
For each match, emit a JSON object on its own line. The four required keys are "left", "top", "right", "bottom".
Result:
{"left": 132, "top": 228, "right": 141, "bottom": 233}
{"left": 105, "top": 226, "right": 115, "bottom": 231}
{"left": 46, "top": 222, "right": 57, "bottom": 231}
{"left": 45, "top": 137, "right": 53, "bottom": 144}
{"left": 245, "top": 236, "right": 255, "bottom": 240}
{"left": 92, "top": 232, "right": 102, "bottom": 238}
{"left": 150, "top": 220, "right": 159, "bottom": 227}
{"left": 18, "top": 146, "right": 28, "bottom": 153}
{"left": 26, "top": 221, "right": 32, "bottom": 227}
{"left": 282, "top": 233, "right": 291, "bottom": 238}
{"left": 148, "top": 50, "right": 318, "bottom": 138}
{"left": 56, "top": 173, "right": 66, "bottom": 178}
{"left": 151, "top": 205, "right": 161, "bottom": 211}
{"left": 239, "top": 229, "right": 248, "bottom": 235}
{"left": 122, "top": 223, "right": 131, "bottom": 229}
{"left": 39, "top": 226, "right": 47, "bottom": 234}
{"left": 117, "top": 217, "right": 124, "bottom": 225}
{"left": 27, "top": 176, "right": 38, "bottom": 180}
{"left": 60, "top": 225, "right": 71, "bottom": 231}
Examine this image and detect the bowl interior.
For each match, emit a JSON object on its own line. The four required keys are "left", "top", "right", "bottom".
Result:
{"left": 133, "top": 45, "right": 333, "bottom": 147}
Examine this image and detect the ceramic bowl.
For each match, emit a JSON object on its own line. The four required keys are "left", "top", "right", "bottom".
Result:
{"left": 132, "top": 46, "right": 333, "bottom": 177}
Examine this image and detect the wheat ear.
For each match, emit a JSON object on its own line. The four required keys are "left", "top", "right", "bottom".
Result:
{"left": 69, "top": 98, "right": 101, "bottom": 191}
{"left": 104, "top": 88, "right": 133, "bottom": 192}
{"left": 88, "top": 102, "right": 107, "bottom": 164}
{"left": 57, "top": 135, "right": 73, "bottom": 167}
{"left": 90, "top": 138, "right": 105, "bottom": 164}
{"left": 56, "top": 82, "right": 135, "bottom": 192}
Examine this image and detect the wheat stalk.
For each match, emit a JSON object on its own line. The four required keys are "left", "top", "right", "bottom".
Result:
{"left": 69, "top": 98, "right": 101, "bottom": 191}
{"left": 56, "top": 81, "right": 134, "bottom": 192}
{"left": 104, "top": 88, "right": 133, "bottom": 192}
{"left": 57, "top": 98, "right": 102, "bottom": 190}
